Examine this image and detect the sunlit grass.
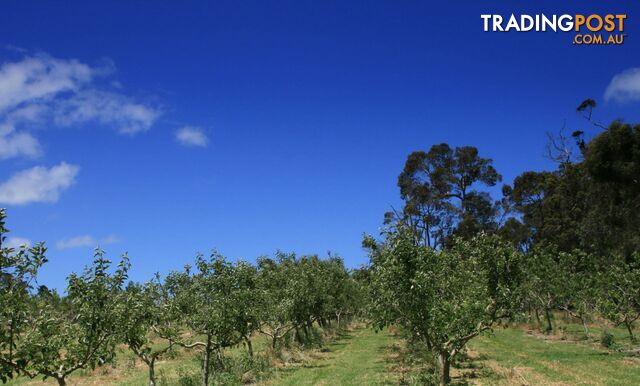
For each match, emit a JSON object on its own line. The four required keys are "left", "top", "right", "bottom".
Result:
{"left": 6, "top": 322, "right": 640, "bottom": 385}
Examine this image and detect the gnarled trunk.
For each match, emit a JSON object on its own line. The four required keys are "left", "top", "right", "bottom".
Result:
{"left": 581, "top": 318, "right": 590, "bottom": 337}
{"left": 625, "top": 320, "right": 636, "bottom": 342}
{"left": 215, "top": 344, "right": 224, "bottom": 370}
{"left": 202, "top": 334, "right": 213, "bottom": 386}
{"left": 244, "top": 336, "right": 254, "bottom": 357}
{"left": 544, "top": 307, "right": 553, "bottom": 333}
{"left": 294, "top": 327, "right": 303, "bottom": 344}
{"left": 148, "top": 357, "right": 157, "bottom": 386}
{"left": 438, "top": 351, "right": 451, "bottom": 386}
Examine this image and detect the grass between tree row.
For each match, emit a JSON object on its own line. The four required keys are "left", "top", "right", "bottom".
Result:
{"left": 5, "top": 322, "right": 354, "bottom": 386}
{"left": 387, "top": 317, "right": 640, "bottom": 386}
{"left": 6, "top": 320, "right": 640, "bottom": 385}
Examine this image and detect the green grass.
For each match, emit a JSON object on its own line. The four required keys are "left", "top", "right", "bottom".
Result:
{"left": 6, "top": 324, "right": 640, "bottom": 385}
{"left": 557, "top": 321, "right": 637, "bottom": 349}
{"left": 265, "top": 324, "right": 640, "bottom": 385}
{"left": 266, "top": 327, "right": 397, "bottom": 386}
{"left": 467, "top": 327, "right": 640, "bottom": 385}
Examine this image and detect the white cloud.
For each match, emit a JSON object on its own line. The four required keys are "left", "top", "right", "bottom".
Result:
{"left": 6, "top": 237, "right": 32, "bottom": 249}
{"left": 0, "top": 162, "right": 79, "bottom": 205}
{"left": 56, "top": 234, "right": 120, "bottom": 250}
{"left": 0, "top": 104, "right": 47, "bottom": 159}
{"left": 0, "top": 54, "right": 161, "bottom": 160}
{"left": 176, "top": 126, "right": 208, "bottom": 147}
{"left": 56, "top": 235, "right": 95, "bottom": 249}
{"left": 604, "top": 68, "right": 640, "bottom": 103}
{"left": 0, "top": 55, "right": 93, "bottom": 113}
{"left": 6, "top": 104, "right": 48, "bottom": 123}
{"left": 0, "top": 130, "right": 41, "bottom": 159}
{"left": 54, "top": 90, "right": 161, "bottom": 135}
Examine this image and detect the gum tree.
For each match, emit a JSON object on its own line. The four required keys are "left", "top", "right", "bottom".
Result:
{"left": 395, "top": 144, "right": 502, "bottom": 249}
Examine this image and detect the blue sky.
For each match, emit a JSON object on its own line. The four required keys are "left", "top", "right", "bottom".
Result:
{"left": 1, "top": 1, "right": 639, "bottom": 290}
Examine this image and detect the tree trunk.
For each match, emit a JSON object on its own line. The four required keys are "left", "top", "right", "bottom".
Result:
{"left": 148, "top": 357, "right": 157, "bottom": 386}
{"left": 244, "top": 336, "right": 254, "bottom": 357}
{"left": 625, "top": 320, "right": 636, "bottom": 342}
{"left": 56, "top": 376, "right": 66, "bottom": 386}
{"left": 534, "top": 308, "right": 541, "bottom": 328}
{"left": 215, "top": 344, "right": 224, "bottom": 370}
{"left": 202, "top": 335, "right": 212, "bottom": 386}
{"left": 272, "top": 335, "right": 278, "bottom": 350}
{"left": 294, "top": 327, "right": 303, "bottom": 344}
{"left": 438, "top": 352, "right": 451, "bottom": 385}
{"left": 544, "top": 308, "right": 553, "bottom": 333}
{"left": 582, "top": 318, "right": 590, "bottom": 337}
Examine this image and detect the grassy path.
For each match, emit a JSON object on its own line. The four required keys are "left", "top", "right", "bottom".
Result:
{"left": 267, "top": 327, "right": 396, "bottom": 386}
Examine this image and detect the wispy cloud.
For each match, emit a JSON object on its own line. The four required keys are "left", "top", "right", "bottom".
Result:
{"left": 0, "top": 53, "right": 161, "bottom": 205}
{"left": 0, "top": 162, "right": 79, "bottom": 205}
{"left": 0, "top": 55, "right": 93, "bottom": 113}
{"left": 176, "top": 126, "right": 209, "bottom": 147}
{"left": 0, "top": 54, "right": 161, "bottom": 160}
{"left": 6, "top": 237, "right": 32, "bottom": 249}
{"left": 0, "top": 128, "right": 41, "bottom": 159}
{"left": 604, "top": 68, "right": 640, "bottom": 103}
{"left": 53, "top": 90, "right": 161, "bottom": 135}
{"left": 0, "top": 101, "right": 48, "bottom": 160}
{"left": 56, "top": 234, "right": 120, "bottom": 250}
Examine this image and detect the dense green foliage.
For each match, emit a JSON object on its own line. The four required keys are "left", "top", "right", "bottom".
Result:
{"left": 120, "top": 275, "right": 184, "bottom": 386}
{"left": 0, "top": 210, "right": 48, "bottom": 384}
{"left": 503, "top": 120, "right": 640, "bottom": 259}
{"left": 1, "top": 240, "right": 129, "bottom": 386}
{"left": 0, "top": 210, "right": 362, "bottom": 386}
{"left": 392, "top": 144, "right": 503, "bottom": 249}
{"left": 365, "top": 229, "right": 522, "bottom": 384}
{"left": 365, "top": 101, "right": 640, "bottom": 384}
